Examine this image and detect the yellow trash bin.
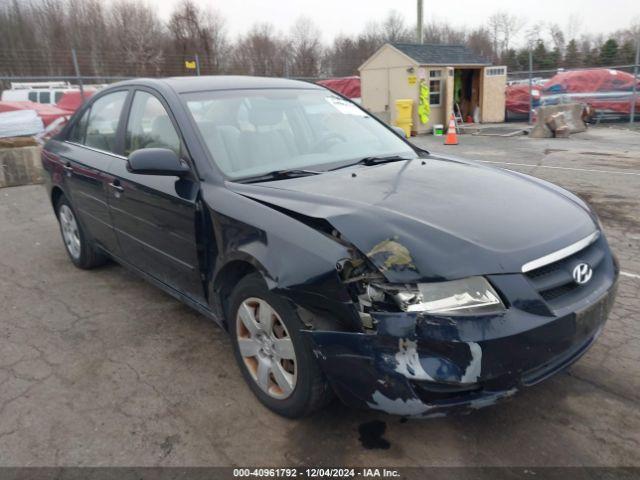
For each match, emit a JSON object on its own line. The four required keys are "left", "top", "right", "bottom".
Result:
{"left": 395, "top": 121, "right": 412, "bottom": 138}
{"left": 395, "top": 99, "right": 413, "bottom": 122}
{"left": 394, "top": 99, "right": 413, "bottom": 137}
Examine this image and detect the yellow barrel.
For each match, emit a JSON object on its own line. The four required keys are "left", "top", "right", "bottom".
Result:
{"left": 395, "top": 121, "right": 412, "bottom": 138}
{"left": 395, "top": 99, "right": 413, "bottom": 123}
{"left": 394, "top": 99, "right": 413, "bottom": 137}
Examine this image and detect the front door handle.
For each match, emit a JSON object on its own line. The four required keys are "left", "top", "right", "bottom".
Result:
{"left": 108, "top": 182, "right": 124, "bottom": 193}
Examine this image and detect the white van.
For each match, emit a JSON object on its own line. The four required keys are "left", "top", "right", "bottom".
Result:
{"left": 1, "top": 88, "right": 76, "bottom": 105}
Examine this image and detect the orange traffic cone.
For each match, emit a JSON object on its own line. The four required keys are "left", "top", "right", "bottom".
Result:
{"left": 444, "top": 114, "right": 458, "bottom": 145}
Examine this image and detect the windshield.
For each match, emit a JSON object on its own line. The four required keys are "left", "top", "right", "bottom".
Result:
{"left": 183, "top": 89, "right": 417, "bottom": 180}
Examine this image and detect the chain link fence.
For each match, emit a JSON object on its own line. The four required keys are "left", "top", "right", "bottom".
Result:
{"left": 2, "top": 47, "right": 639, "bottom": 126}
{"left": 0, "top": 48, "right": 327, "bottom": 91}
{"left": 506, "top": 46, "right": 640, "bottom": 125}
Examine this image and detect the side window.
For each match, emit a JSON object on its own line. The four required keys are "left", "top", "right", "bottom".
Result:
{"left": 68, "top": 107, "right": 91, "bottom": 143}
{"left": 39, "top": 91, "right": 51, "bottom": 104}
{"left": 429, "top": 80, "right": 441, "bottom": 106}
{"left": 55, "top": 91, "right": 64, "bottom": 103}
{"left": 28, "top": 91, "right": 37, "bottom": 102}
{"left": 429, "top": 70, "right": 442, "bottom": 106}
{"left": 84, "top": 91, "right": 128, "bottom": 153}
{"left": 125, "top": 91, "right": 181, "bottom": 156}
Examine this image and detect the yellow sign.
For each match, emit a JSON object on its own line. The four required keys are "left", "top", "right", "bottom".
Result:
{"left": 408, "top": 75, "right": 417, "bottom": 85}
{"left": 185, "top": 60, "right": 197, "bottom": 70}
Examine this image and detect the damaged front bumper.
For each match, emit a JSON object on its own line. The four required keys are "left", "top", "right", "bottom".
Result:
{"left": 305, "top": 281, "right": 617, "bottom": 418}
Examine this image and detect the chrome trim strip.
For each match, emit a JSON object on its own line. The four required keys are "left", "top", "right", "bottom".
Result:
{"left": 65, "top": 141, "right": 127, "bottom": 160}
{"left": 521, "top": 231, "right": 600, "bottom": 273}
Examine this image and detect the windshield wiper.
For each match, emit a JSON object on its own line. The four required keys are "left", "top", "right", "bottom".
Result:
{"left": 331, "top": 155, "right": 414, "bottom": 170}
{"left": 240, "top": 168, "right": 323, "bottom": 183}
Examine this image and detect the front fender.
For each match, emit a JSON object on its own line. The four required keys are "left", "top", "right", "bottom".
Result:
{"left": 203, "top": 183, "right": 358, "bottom": 327}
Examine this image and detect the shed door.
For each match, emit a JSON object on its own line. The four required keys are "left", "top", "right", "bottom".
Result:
{"left": 481, "top": 66, "right": 507, "bottom": 122}
{"left": 362, "top": 69, "right": 389, "bottom": 123}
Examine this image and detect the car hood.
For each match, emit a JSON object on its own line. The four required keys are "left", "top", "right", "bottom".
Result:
{"left": 228, "top": 155, "right": 597, "bottom": 283}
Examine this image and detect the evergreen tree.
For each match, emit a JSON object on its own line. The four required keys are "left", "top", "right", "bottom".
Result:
{"left": 532, "top": 40, "right": 552, "bottom": 70}
{"left": 516, "top": 48, "right": 530, "bottom": 71}
{"left": 548, "top": 47, "right": 561, "bottom": 69}
{"left": 564, "top": 39, "right": 582, "bottom": 68}
{"left": 598, "top": 38, "right": 619, "bottom": 66}
{"left": 501, "top": 48, "right": 520, "bottom": 71}
{"left": 583, "top": 47, "right": 600, "bottom": 67}
{"left": 617, "top": 40, "right": 636, "bottom": 64}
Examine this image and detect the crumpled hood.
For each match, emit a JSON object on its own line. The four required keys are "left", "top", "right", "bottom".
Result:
{"left": 228, "top": 156, "right": 597, "bottom": 282}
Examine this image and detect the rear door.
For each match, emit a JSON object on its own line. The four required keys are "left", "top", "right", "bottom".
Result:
{"left": 61, "top": 89, "right": 129, "bottom": 255}
{"left": 107, "top": 88, "right": 205, "bottom": 303}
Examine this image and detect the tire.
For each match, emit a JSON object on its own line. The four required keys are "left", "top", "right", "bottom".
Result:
{"left": 55, "top": 194, "right": 107, "bottom": 269}
{"left": 228, "top": 273, "right": 333, "bottom": 418}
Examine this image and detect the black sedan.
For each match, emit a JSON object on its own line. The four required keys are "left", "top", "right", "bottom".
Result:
{"left": 41, "top": 76, "right": 618, "bottom": 418}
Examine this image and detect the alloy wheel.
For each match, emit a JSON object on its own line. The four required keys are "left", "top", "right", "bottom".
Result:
{"left": 236, "top": 297, "right": 297, "bottom": 399}
{"left": 59, "top": 204, "right": 81, "bottom": 260}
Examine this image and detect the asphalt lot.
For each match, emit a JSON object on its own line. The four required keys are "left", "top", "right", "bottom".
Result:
{"left": 0, "top": 125, "right": 639, "bottom": 468}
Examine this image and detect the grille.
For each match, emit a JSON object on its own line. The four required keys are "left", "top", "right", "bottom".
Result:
{"left": 525, "top": 236, "right": 606, "bottom": 310}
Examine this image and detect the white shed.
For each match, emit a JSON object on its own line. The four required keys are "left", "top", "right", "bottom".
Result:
{"left": 359, "top": 43, "right": 507, "bottom": 134}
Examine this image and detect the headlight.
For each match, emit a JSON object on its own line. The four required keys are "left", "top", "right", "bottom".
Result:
{"left": 389, "top": 277, "right": 505, "bottom": 315}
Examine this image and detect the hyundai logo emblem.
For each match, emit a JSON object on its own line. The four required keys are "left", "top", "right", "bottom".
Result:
{"left": 572, "top": 263, "right": 593, "bottom": 285}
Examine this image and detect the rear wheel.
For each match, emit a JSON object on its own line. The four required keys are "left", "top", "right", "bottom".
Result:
{"left": 55, "top": 195, "right": 107, "bottom": 269}
{"left": 228, "top": 274, "right": 333, "bottom": 417}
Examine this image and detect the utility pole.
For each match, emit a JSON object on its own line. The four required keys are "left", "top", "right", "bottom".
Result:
{"left": 71, "top": 48, "right": 85, "bottom": 101}
{"left": 528, "top": 49, "right": 533, "bottom": 125}
{"left": 630, "top": 38, "right": 639, "bottom": 124}
{"left": 416, "top": 0, "right": 424, "bottom": 44}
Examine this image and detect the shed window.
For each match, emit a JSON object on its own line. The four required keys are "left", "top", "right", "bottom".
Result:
{"left": 429, "top": 79, "right": 441, "bottom": 106}
{"left": 486, "top": 67, "right": 507, "bottom": 77}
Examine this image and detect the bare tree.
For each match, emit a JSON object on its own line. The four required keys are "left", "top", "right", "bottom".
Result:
{"left": 1, "top": 3, "right": 639, "bottom": 82}
{"left": 110, "top": 0, "right": 164, "bottom": 76}
{"left": 380, "top": 10, "right": 412, "bottom": 43}
{"left": 565, "top": 14, "right": 583, "bottom": 41}
{"left": 422, "top": 20, "right": 466, "bottom": 45}
{"left": 231, "top": 23, "right": 287, "bottom": 77}
{"left": 488, "top": 11, "right": 525, "bottom": 60}
{"left": 467, "top": 28, "right": 494, "bottom": 61}
{"left": 322, "top": 35, "right": 375, "bottom": 77}
{"left": 202, "top": 8, "right": 229, "bottom": 73}
{"left": 66, "top": 0, "right": 112, "bottom": 77}
{"left": 288, "top": 17, "right": 322, "bottom": 78}
{"left": 548, "top": 23, "right": 566, "bottom": 54}
{"left": 167, "top": 0, "right": 228, "bottom": 74}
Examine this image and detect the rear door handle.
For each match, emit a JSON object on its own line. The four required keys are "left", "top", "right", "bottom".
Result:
{"left": 63, "top": 163, "right": 73, "bottom": 173}
{"left": 108, "top": 182, "right": 124, "bottom": 193}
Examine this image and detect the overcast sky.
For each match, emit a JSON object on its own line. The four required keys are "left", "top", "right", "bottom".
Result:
{"left": 154, "top": 0, "right": 640, "bottom": 45}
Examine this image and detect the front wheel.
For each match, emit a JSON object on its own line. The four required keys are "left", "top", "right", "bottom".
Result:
{"left": 228, "top": 273, "right": 333, "bottom": 417}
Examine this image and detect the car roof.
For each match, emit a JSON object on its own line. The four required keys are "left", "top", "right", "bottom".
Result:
{"left": 109, "top": 76, "right": 324, "bottom": 94}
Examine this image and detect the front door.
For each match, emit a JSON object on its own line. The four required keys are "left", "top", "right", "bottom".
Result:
{"left": 107, "top": 89, "right": 205, "bottom": 303}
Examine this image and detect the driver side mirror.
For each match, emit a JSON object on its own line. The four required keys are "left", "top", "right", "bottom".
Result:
{"left": 127, "top": 148, "right": 190, "bottom": 176}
